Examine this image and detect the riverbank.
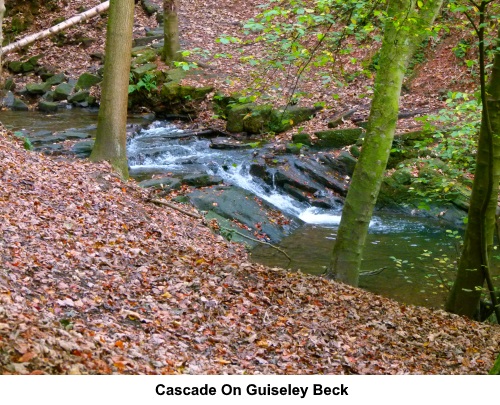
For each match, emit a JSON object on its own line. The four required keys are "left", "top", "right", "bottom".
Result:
{"left": 0, "top": 125, "right": 499, "bottom": 374}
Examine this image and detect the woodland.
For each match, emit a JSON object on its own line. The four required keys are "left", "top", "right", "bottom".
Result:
{"left": 0, "top": 0, "right": 500, "bottom": 374}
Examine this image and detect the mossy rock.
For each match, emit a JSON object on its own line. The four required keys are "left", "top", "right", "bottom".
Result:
{"left": 76, "top": 73, "right": 102, "bottom": 90}
{"left": 166, "top": 68, "right": 187, "bottom": 83}
{"left": 291, "top": 132, "right": 312, "bottom": 146}
{"left": 68, "top": 90, "right": 90, "bottom": 104}
{"left": 212, "top": 92, "right": 242, "bottom": 118}
{"left": 21, "top": 62, "right": 35, "bottom": 73}
{"left": 53, "top": 82, "right": 74, "bottom": 100}
{"left": 131, "top": 63, "right": 158, "bottom": 78}
{"left": 141, "top": 0, "right": 161, "bottom": 15}
{"left": 131, "top": 48, "right": 158, "bottom": 67}
{"left": 12, "top": 98, "right": 29, "bottom": 111}
{"left": 45, "top": 72, "right": 67, "bottom": 86}
{"left": 38, "top": 100, "right": 59, "bottom": 113}
{"left": 268, "top": 106, "right": 319, "bottom": 133}
{"left": 314, "top": 128, "right": 363, "bottom": 149}
{"left": 26, "top": 82, "right": 51, "bottom": 95}
{"left": 8, "top": 61, "right": 23, "bottom": 73}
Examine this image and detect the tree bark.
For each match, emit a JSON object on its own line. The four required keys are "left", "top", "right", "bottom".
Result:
{"left": 90, "top": 0, "right": 134, "bottom": 179}
{"left": 445, "top": 27, "right": 500, "bottom": 319}
{"left": 0, "top": 0, "right": 5, "bottom": 79}
{"left": 162, "top": 0, "right": 180, "bottom": 65}
{"left": 0, "top": 1, "right": 110, "bottom": 57}
{"left": 327, "top": 0, "right": 443, "bottom": 286}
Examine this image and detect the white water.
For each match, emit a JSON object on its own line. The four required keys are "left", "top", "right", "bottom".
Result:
{"left": 127, "top": 122, "right": 419, "bottom": 232}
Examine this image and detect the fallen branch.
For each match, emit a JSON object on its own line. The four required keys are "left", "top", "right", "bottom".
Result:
{"left": 0, "top": 1, "right": 110, "bottom": 57}
{"left": 220, "top": 226, "right": 291, "bottom": 262}
{"left": 359, "top": 267, "right": 386, "bottom": 277}
{"left": 147, "top": 198, "right": 202, "bottom": 219}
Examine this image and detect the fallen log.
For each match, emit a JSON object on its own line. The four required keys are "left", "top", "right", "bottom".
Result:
{"left": 0, "top": 1, "right": 110, "bottom": 57}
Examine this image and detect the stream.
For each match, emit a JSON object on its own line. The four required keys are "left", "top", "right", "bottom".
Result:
{"left": 2, "top": 111, "right": 470, "bottom": 309}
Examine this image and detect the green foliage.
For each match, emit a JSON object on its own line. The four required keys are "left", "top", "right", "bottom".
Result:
{"left": 128, "top": 73, "right": 157, "bottom": 94}
{"left": 14, "top": 131, "right": 33, "bottom": 151}
{"left": 417, "top": 92, "right": 480, "bottom": 171}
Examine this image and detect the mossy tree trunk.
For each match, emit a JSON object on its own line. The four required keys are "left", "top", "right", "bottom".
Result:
{"left": 90, "top": 0, "right": 134, "bottom": 179}
{"left": 445, "top": 23, "right": 500, "bottom": 319}
{"left": 162, "top": 0, "right": 180, "bottom": 65}
{"left": 0, "top": 0, "right": 5, "bottom": 80}
{"left": 327, "top": 0, "right": 443, "bottom": 286}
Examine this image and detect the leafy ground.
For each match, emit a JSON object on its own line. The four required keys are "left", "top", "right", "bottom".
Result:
{"left": 1, "top": 1, "right": 499, "bottom": 374}
{"left": 0, "top": 127, "right": 499, "bottom": 375}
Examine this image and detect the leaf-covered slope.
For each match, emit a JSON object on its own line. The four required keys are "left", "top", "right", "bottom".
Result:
{"left": 0, "top": 127, "right": 498, "bottom": 374}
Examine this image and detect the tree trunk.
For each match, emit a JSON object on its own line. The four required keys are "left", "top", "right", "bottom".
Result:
{"left": 0, "top": 0, "right": 5, "bottom": 79}
{"left": 327, "top": 0, "right": 443, "bottom": 286}
{"left": 162, "top": 0, "right": 180, "bottom": 65}
{"left": 0, "top": 1, "right": 110, "bottom": 57}
{"left": 90, "top": 0, "right": 134, "bottom": 179}
{"left": 445, "top": 28, "right": 500, "bottom": 319}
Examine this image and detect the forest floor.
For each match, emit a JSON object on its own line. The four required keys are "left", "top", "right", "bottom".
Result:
{"left": 1, "top": 1, "right": 499, "bottom": 374}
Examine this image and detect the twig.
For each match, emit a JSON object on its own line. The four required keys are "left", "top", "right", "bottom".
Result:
{"left": 359, "top": 267, "right": 386, "bottom": 277}
{"left": 220, "top": 226, "right": 291, "bottom": 262}
{"left": 147, "top": 198, "right": 202, "bottom": 219}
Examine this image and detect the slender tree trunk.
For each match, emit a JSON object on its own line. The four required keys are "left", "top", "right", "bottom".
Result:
{"left": 445, "top": 27, "right": 500, "bottom": 319}
{"left": 162, "top": 0, "right": 180, "bottom": 65}
{"left": 90, "top": 0, "right": 134, "bottom": 179}
{"left": 0, "top": 1, "right": 110, "bottom": 57}
{"left": 0, "top": 0, "right": 5, "bottom": 80}
{"left": 327, "top": 0, "right": 443, "bottom": 286}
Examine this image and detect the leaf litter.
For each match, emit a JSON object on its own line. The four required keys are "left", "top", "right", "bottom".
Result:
{"left": 0, "top": 126, "right": 499, "bottom": 374}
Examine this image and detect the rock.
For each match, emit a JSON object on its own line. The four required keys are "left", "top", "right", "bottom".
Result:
{"left": 291, "top": 132, "right": 312, "bottom": 146}
{"left": 71, "top": 140, "right": 94, "bottom": 158}
{"left": 286, "top": 143, "right": 303, "bottom": 154}
{"left": 210, "top": 137, "right": 252, "bottom": 150}
{"left": 68, "top": 91, "right": 90, "bottom": 104}
{"left": 37, "top": 100, "right": 59, "bottom": 113}
{"left": 1, "top": 91, "right": 16, "bottom": 108}
{"left": 42, "top": 91, "right": 55, "bottom": 102}
{"left": 53, "top": 83, "right": 74, "bottom": 101}
{"left": 131, "top": 48, "right": 158, "bottom": 67}
{"left": 8, "top": 61, "right": 23, "bottom": 73}
{"left": 45, "top": 73, "right": 67, "bottom": 86}
{"left": 181, "top": 174, "right": 224, "bottom": 187}
{"left": 131, "top": 63, "right": 158, "bottom": 78}
{"left": 273, "top": 162, "right": 322, "bottom": 194}
{"left": 141, "top": 0, "right": 161, "bottom": 15}
{"left": 12, "top": 98, "right": 29, "bottom": 111}
{"left": 319, "top": 151, "right": 357, "bottom": 177}
{"left": 293, "top": 159, "right": 349, "bottom": 196}
{"left": 314, "top": 128, "right": 363, "bottom": 149}
{"left": 268, "top": 105, "right": 321, "bottom": 133}
{"left": 26, "top": 82, "right": 51, "bottom": 95}
{"left": 76, "top": 73, "right": 101, "bottom": 90}
{"left": 138, "top": 177, "right": 182, "bottom": 190}
{"left": 4, "top": 78, "right": 15, "bottom": 91}
{"left": 189, "top": 186, "right": 301, "bottom": 243}
{"left": 133, "top": 35, "right": 163, "bottom": 47}
{"left": 21, "top": 62, "right": 35, "bottom": 73}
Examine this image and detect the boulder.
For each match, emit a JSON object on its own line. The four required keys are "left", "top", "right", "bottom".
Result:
{"left": 268, "top": 105, "right": 320, "bottom": 133}
{"left": 76, "top": 73, "right": 102, "bottom": 90}
{"left": 45, "top": 73, "right": 67, "bottom": 86}
{"left": 26, "top": 82, "right": 50, "bottom": 95}
{"left": 12, "top": 98, "right": 29, "bottom": 111}
{"left": 314, "top": 128, "right": 363, "bottom": 149}
{"left": 37, "top": 100, "right": 59, "bottom": 113}
{"left": 53, "top": 83, "right": 74, "bottom": 101}
{"left": 188, "top": 186, "right": 301, "bottom": 243}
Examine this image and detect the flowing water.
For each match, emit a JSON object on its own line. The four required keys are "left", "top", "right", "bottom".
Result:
{"left": 1, "top": 113, "right": 469, "bottom": 308}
